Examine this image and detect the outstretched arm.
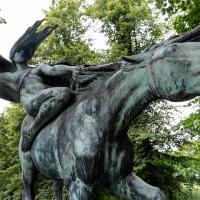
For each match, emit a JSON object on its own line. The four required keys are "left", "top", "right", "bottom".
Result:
{"left": 39, "top": 64, "right": 79, "bottom": 76}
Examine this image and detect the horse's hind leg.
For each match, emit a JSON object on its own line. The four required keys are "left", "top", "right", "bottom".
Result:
{"left": 19, "top": 143, "right": 38, "bottom": 200}
{"left": 53, "top": 180, "right": 63, "bottom": 200}
{"left": 110, "top": 173, "right": 165, "bottom": 200}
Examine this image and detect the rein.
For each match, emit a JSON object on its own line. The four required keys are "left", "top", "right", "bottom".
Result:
{"left": 17, "top": 69, "right": 32, "bottom": 93}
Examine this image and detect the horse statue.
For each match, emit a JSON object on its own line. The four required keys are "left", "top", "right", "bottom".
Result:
{"left": 0, "top": 21, "right": 200, "bottom": 200}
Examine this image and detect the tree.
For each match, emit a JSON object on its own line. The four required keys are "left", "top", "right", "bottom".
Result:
{"left": 174, "top": 98, "right": 200, "bottom": 188}
{"left": 128, "top": 101, "right": 183, "bottom": 195}
{"left": 178, "top": 99, "right": 200, "bottom": 135}
{"left": 33, "top": 0, "right": 102, "bottom": 65}
{"left": 155, "top": 0, "right": 200, "bottom": 33}
{"left": 129, "top": 101, "right": 200, "bottom": 198}
{"left": 87, "top": 0, "right": 163, "bottom": 61}
{"left": 0, "top": 104, "right": 25, "bottom": 199}
{"left": 0, "top": 104, "right": 68, "bottom": 199}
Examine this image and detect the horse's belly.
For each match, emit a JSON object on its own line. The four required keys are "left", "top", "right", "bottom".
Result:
{"left": 31, "top": 128, "right": 62, "bottom": 180}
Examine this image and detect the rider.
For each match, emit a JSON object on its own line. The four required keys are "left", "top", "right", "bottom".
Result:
{"left": 9, "top": 20, "right": 79, "bottom": 152}
{"left": 13, "top": 51, "right": 79, "bottom": 152}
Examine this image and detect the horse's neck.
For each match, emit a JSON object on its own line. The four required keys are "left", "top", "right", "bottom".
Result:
{"left": 105, "top": 65, "right": 155, "bottom": 137}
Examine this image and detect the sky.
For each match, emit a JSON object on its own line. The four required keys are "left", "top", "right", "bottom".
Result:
{"left": 0, "top": 0, "right": 194, "bottom": 121}
{"left": 0, "top": 0, "right": 51, "bottom": 58}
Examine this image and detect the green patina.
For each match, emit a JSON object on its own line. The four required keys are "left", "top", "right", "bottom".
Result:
{"left": 0, "top": 21, "right": 200, "bottom": 200}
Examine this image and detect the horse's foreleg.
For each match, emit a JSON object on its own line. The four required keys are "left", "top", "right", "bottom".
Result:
{"left": 21, "top": 154, "right": 37, "bottom": 200}
{"left": 68, "top": 178, "right": 97, "bottom": 200}
{"left": 19, "top": 149, "right": 38, "bottom": 200}
{"left": 69, "top": 131, "right": 103, "bottom": 199}
{"left": 110, "top": 173, "right": 165, "bottom": 200}
{"left": 53, "top": 180, "right": 63, "bottom": 200}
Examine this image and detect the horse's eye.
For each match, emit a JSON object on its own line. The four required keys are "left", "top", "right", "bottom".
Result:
{"left": 164, "top": 44, "right": 177, "bottom": 56}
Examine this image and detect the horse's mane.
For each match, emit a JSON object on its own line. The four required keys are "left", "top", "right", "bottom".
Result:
{"left": 121, "top": 25, "right": 200, "bottom": 64}
{"left": 144, "top": 25, "right": 200, "bottom": 53}
{"left": 70, "top": 62, "right": 122, "bottom": 97}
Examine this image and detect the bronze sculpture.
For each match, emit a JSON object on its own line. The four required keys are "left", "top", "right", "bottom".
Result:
{"left": 0, "top": 20, "right": 200, "bottom": 200}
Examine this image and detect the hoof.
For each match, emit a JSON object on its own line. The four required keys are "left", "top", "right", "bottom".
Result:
{"left": 22, "top": 191, "right": 33, "bottom": 200}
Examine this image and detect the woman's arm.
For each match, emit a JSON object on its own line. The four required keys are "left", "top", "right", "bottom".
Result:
{"left": 39, "top": 64, "right": 80, "bottom": 76}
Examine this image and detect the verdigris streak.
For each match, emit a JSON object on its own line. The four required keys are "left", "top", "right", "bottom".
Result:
{"left": 0, "top": 20, "right": 200, "bottom": 200}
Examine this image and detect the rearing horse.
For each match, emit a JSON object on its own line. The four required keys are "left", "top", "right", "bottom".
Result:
{"left": 1, "top": 23, "right": 200, "bottom": 200}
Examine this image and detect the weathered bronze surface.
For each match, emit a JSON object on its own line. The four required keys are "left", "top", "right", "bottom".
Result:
{"left": 0, "top": 20, "right": 200, "bottom": 200}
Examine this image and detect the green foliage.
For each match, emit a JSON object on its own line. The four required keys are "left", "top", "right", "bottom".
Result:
{"left": 155, "top": 0, "right": 200, "bottom": 33}
{"left": 178, "top": 99, "right": 200, "bottom": 135}
{"left": 155, "top": 150, "right": 200, "bottom": 190}
{"left": 87, "top": 0, "right": 163, "bottom": 61}
{"left": 0, "top": 104, "right": 25, "bottom": 199}
{"left": 128, "top": 101, "right": 181, "bottom": 192}
{"left": 128, "top": 99, "right": 200, "bottom": 198}
{"left": 172, "top": 186, "right": 200, "bottom": 200}
{"left": 0, "top": 0, "right": 200, "bottom": 199}
{"left": 33, "top": 0, "right": 102, "bottom": 65}
{"left": 99, "top": 188, "right": 119, "bottom": 200}
{"left": 171, "top": 98, "right": 200, "bottom": 190}
{"left": 0, "top": 105, "right": 65, "bottom": 199}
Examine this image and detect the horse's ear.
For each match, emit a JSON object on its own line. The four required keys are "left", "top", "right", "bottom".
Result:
{"left": 188, "top": 36, "right": 200, "bottom": 42}
{"left": 0, "top": 55, "right": 16, "bottom": 72}
{"left": 122, "top": 53, "right": 146, "bottom": 63}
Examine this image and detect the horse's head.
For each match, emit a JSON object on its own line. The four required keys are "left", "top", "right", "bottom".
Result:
{"left": 147, "top": 42, "right": 200, "bottom": 101}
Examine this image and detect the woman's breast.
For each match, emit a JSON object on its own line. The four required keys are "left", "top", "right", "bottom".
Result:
{"left": 20, "top": 74, "right": 49, "bottom": 94}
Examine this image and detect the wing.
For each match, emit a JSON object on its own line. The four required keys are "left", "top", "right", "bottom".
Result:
{"left": 9, "top": 19, "right": 57, "bottom": 64}
{"left": 0, "top": 55, "right": 16, "bottom": 73}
